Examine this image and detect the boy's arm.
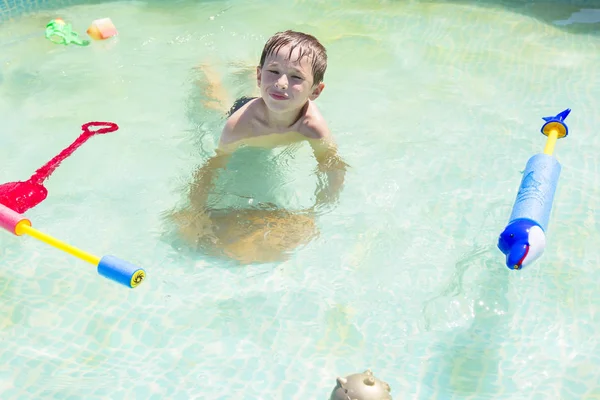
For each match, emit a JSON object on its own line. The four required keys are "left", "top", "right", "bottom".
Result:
{"left": 188, "top": 120, "right": 238, "bottom": 209}
{"left": 309, "top": 131, "right": 349, "bottom": 207}
{"left": 188, "top": 150, "right": 230, "bottom": 208}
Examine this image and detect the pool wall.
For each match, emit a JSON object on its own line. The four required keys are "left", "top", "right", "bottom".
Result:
{"left": 0, "top": 0, "right": 103, "bottom": 20}
{"left": 1, "top": 0, "right": 598, "bottom": 21}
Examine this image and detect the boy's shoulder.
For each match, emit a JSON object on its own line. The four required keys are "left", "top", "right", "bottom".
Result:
{"left": 219, "top": 98, "right": 261, "bottom": 148}
{"left": 297, "top": 101, "right": 330, "bottom": 140}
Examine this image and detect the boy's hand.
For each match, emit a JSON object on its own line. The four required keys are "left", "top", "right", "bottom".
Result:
{"left": 311, "top": 139, "right": 348, "bottom": 207}
{"left": 189, "top": 151, "right": 231, "bottom": 209}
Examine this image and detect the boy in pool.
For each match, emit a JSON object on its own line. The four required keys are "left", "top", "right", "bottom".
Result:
{"left": 171, "top": 30, "right": 347, "bottom": 263}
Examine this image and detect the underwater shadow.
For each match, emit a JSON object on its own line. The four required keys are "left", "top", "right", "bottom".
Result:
{"left": 420, "top": 244, "right": 513, "bottom": 398}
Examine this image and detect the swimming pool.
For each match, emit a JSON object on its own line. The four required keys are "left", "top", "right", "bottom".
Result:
{"left": 1, "top": 0, "right": 600, "bottom": 398}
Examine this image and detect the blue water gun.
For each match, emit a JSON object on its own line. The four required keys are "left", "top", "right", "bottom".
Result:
{"left": 497, "top": 109, "right": 571, "bottom": 270}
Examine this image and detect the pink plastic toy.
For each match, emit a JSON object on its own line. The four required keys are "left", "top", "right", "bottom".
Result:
{"left": 0, "top": 203, "right": 29, "bottom": 235}
{"left": 87, "top": 18, "right": 118, "bottom": 40}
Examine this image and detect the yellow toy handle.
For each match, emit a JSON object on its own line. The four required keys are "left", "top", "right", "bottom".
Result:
{"left": 543, "top": 128, "right": 559, "bottom": 156}
{"left": 541, "top": 108, "right": 570, "bottom": 156}
{"left": 16, "top": 221, "right": 100, "bottom": 265}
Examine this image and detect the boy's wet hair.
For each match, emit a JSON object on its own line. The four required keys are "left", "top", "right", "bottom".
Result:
{"left": 259, "top": 30, "right": 327, "bottom": 85}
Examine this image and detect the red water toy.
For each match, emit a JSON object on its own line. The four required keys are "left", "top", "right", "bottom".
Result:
{"left": 0, "top": 122, "right": 119, "bottom": 213}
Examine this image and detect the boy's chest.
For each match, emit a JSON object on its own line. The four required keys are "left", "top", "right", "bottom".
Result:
{"left": 234, "top": 131, "right": 308, "bottom": 150}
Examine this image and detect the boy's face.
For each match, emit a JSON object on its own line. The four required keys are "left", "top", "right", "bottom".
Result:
{"left": 257, "top": 45, "right": 324, "bottom": 113}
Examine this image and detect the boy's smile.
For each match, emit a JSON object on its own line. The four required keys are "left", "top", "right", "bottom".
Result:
{"left": 269, "top": 92, "right": 288, "bottom": 101}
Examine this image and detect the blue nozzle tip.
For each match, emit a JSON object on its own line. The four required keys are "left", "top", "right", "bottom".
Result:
{"left": 541, "top": 108, "right": 571, "bottom": 138}
{"left": 542, "top": 108, "right": 571, "bottom": 124}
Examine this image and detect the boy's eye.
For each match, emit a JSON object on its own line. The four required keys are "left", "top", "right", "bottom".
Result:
{"left": 292, "top": 75, "right": 303, "bottom": 80}
{"left": 268, "top": 70, "right": 279, "bottom": 74}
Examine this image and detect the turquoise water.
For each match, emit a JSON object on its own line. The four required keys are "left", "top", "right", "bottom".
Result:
{"left": 1, "top": 0, "right": 600, "bottom": 398}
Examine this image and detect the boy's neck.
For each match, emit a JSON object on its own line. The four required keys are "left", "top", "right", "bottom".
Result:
{"left": 264, "top": 101, "right": 309, "bottom": 130}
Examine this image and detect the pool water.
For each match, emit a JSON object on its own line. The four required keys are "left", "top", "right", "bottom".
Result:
{"left": 1, "top": 0, "right": 600, "bottom": 398}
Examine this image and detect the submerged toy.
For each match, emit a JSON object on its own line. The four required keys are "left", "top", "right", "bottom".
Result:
{"left": 497, "top": 108, "right": 571, "bottom": 270}
{"left": 0, "top": 203, "right": 146, "bottom": 288}
{"left": 0, "top": 122, "right": 119, "bottom": 214}
{"left": 87, "top": 18, "right": 118, "bottom": 40}
{"left": 330, "top": 369, "right": 392, "bottom": 400}
{"left": 45, "top": 18, "right": 90, "bottom": 46}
